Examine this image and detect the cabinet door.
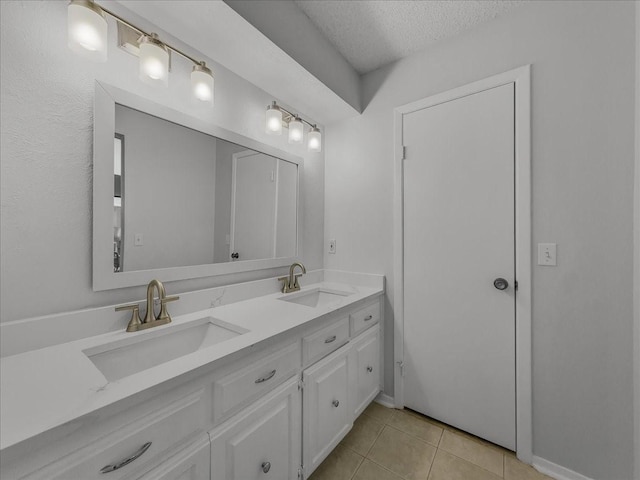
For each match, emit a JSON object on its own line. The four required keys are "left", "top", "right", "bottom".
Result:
{"left": 351, "top": 326, "right": 381, "bottom": 418}
{"left": 135, "top": 436, "right": 210, "bottom": 480}
{"left": 303, "top": 344, "right": 351, "bottom": 476}
{"left": 210, "top": 378, "right": 301, "bottom": 480}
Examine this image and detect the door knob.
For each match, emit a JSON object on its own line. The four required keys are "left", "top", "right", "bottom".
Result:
{"left": 261, "top": 462, "right": 271, "bottom": 473}
{"left": 231, "top": 252, "right": 239, "bottom": 259}
{"left": 493, "top": 278, "right": 509, "bottom": 290}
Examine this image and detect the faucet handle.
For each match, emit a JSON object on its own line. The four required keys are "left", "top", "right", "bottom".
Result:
{"left": 278, "top": 276, "right": 291, "bottom": 293}
{"left": 161, "top": 295, "right": 180, "bottom": 304}
{"left": 157, "top": 295, "right": 179, "bottom": 322}
{"left": 116, "top": 303, "right": 143, "bottom": 332}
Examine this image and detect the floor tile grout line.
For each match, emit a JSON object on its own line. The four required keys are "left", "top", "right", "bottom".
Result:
{"left": 363, "top": 422, "right": 386, "bottom": 457}
{"left": 436, "top": 447, "right": 505, "bottom": 479}
{"left": 363, "top": 454, "right": 410, "bottom": 480}
{"left": 381, "top": 422, "right": 441, "bottom": 449}
{"left": 347, "top": 453, "right": 366, "bottom": 480}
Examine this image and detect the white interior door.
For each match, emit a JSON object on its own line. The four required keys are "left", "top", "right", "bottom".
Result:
{"left": 402, "top": 83, "right": 516, "bottom": 450}
{"left": 230, "top": 151, "right": 277, "bottom": 261}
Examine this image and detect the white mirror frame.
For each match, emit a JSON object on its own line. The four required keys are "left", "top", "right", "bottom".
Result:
{"left": 93, "top": 81, "right": 303, "bottom": 291}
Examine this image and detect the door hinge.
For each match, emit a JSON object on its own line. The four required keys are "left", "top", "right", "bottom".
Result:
{"left": 298, "top": 375, "right": 305, "bottom": 391}
{"left": 298, "top": 465, "right": 305, "bottom": 479}
{"left": 397, "top": 361, "right": 405, "bottom": 377}
{"left": 402, "top": 145, "right": 407, "bottom": 160}
{"left": 514, "top": 280, "right": 518, "bottom": 291}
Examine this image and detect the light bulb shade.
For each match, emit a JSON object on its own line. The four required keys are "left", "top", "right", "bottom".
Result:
{"left": 265, "top": 104, "right": 283, "bottom": 135}
{"left": 68, "top": 0, "right": 108, "bottom": 62}
{"left": 191, "top": 62, "right": 214, "bottom": 105}
{"left": 308, "top": 127, "right": 321, "bottom": 152}
{"left": 288, "top": 117, "right": 304, "bottom": 144}
{"left": 139, "top": 34, "right": 169, "bottom": 87}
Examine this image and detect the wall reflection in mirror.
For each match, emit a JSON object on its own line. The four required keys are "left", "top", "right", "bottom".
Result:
{"left": 112, "top": 104, "right": 298, "bottom": 273}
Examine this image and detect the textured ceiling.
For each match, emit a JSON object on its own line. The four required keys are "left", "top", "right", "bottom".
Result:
{"left": 294, "top": 0, "right": 526, "bottom": 74}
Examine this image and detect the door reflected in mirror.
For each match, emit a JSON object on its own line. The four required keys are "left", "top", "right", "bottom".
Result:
{"left": 112, "top": 104, "right": 298, "bottom": 273}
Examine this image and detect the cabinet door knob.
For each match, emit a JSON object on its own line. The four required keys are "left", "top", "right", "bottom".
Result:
{"left": 364, "top": 314, "right": 373, "bottom": 321}
{"left": 324, "top": 335, "right": 337, "bottom": 344}
{"left": 99, "top": 441, "right": 152, "bottom": 473}
{"left": 367, "top": 366, "right": 373, "bottom": 373}
{"left": 262, "top": 461, "right": 271, "bottom": 473}
{"left": 493, "top": 278, "right": 509, "bottom": 290}
{"left": 332, "top": 399, "right": 340, "bottom": 408}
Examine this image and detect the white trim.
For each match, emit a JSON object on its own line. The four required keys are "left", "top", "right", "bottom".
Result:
{"left": 634, "top": 3, "right": 640, "bottom": 479}
{"left": 532, "top": 456, "right": 595, "bottom": 480}
{"left": 393, "top": 65, "right": 532, "bottom": 462}
{"left": 375, "top": 393, "right": 396, "bottom": 409}
{"left": 93, "top": 82, "right": 304, "bottom": 291}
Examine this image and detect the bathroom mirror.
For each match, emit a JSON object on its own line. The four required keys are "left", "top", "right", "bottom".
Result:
{"left": 94, "top": 82, "right": 303, "bottom": 291}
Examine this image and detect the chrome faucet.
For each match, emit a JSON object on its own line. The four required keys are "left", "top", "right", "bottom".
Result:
{"left": 115, "top": 279, "right": 179, "bottom": 332}
{"left": 279, "top": 262, "right": 306, "bottom": 293}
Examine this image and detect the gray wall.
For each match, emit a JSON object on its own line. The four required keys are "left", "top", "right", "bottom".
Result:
{"left": 323, "top": 1, "right": 635, "bottom": 478}
{"left": 116, "top": 105, "right": 217, "bottom": 271}
{"left": 0, "top": 0, "right": 324, "bottom": 322}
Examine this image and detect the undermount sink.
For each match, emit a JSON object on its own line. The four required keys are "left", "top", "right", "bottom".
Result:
{"left": 84, "top": 317, "right": 248, "bottom": 382}
{"left": 279, "top": 287, "right": 353, "bottom": 309}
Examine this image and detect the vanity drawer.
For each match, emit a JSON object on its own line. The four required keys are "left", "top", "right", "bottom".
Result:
{"left": 350, "top": 302, "right": 380, "bottom": 336}
{"left": 302, "top": 316, "right": 349, "bottom": 366}
{"left": 39, "top": 389, "right": 205, "bottom": 480}
{"left": 212, "top": 342, "right": 300, "bottom": 422}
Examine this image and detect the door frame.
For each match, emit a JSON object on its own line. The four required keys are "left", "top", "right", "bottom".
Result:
{"left": 392, "top": 65, "right": 532, "bottom": 462}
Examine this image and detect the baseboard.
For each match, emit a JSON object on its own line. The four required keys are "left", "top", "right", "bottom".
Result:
{"left": 375, "top": 392, "right": 395, "bottom": 408}
{"left": 532, "top": 456, "right": 595, "bottom": 480}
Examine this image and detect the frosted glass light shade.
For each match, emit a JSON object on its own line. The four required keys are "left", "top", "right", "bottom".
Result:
{"left": 265, "top": 104, "right": 283, "bottom": 135}
{"left": 139, "top": 34, "right": 169, "bottom": 87}
{"left": 288, "top": 117, "right": 304, "bottom": 144}
{"left": 67, "top": 0, "right": 108, "bottom": 62}
{"left": 191, "top": 62, "right": 214, "bottom": 105}
{"left": 308, "top": 126, "right": 321, "bottom": 152}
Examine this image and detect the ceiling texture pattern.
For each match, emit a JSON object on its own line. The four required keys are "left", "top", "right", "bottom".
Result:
{"left": 294, "top": 0, "right": 526, "bottom": 74}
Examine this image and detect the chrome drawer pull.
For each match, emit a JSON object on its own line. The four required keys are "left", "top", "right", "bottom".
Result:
{"left": 332, "top": 399, "right": 340, "bottom": 408}
{"left": 255, "top": 369, "right": 277, "bottom": 384}
{"left": 324, "top": 335, "right": 337, "bottom": 344}
{"left": 364, "top": 315, "right": 373, "bottom": 322}
{"left": 262, "top": 461, "right": 271, "bottom": 473}
{"left": 99, "top": 441, "right": 152, "bottom": 474}
{"left": 367, "top": 366, "right": 373, "bottom": 373}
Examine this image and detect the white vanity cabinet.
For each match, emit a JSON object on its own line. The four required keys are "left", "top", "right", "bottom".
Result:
{"left": 1, "top": 293, "right": 383, "bottom": 480}
{"left": 302, "top": 343, "right": 353, "bottom": 474}
{"left": 209, "top": 377, "right": 302, "bottom": 480}
{"left": 350, "top": 326, "right": 381, "bottom": 418}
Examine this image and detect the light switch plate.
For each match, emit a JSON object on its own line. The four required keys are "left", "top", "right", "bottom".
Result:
{"left": 328, "top": 239, "right": 336, "bottom": 254}
{"left": 538, "top": 243, "right": 557, "bottom": 266}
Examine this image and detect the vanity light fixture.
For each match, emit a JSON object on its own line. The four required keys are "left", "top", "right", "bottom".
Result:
{"left": 265, "top": 101, "right": 322, "bottom": 152}
{"left": 67, "top": 0, "right": 214, "bottom": 104}
{"left": 67, "top": 0, "right": 108, "bottom": 62}
{"left": 191, "top": 62, "right": 214, "bottom": 105}
{"left": 288, "top": 116, "right": 304, "bottom": 145}
{"left": 138, "top": 33, "right": 169, "bottom": 87}
{"left": 265, "top": 102, "right": 283, "bottom": 135}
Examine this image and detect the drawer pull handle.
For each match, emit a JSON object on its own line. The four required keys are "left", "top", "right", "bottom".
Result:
{"left": 324, "top": 335, "right": 337, "bottom": 344}
{"left": 262, "top": 461, "right": 271, "bottom": 473}
{"left": 364, "top": 315, "right": 373, "bottom": 322}
{"left": 332, "top": 399, "right": 340, "bottom": 408}
{"left": 99, "top": 441, "right": 152, "bottom": 474}
{"left": 255, "top": 369, "right": 277, "bottom": 384}
{"left": 367, "top": 366, "right": 373, "bottom": 373}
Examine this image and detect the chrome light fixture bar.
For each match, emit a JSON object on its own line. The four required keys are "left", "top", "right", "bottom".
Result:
{"left": 67, "top": 0, "right": 214, "bottom": 105}
{"left": 265, "top": 101, "right": 322, "bottom": 152}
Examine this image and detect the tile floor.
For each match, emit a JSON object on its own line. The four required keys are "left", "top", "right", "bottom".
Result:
{"left": 309, "top": 403, "right": 553, "bottom": 480}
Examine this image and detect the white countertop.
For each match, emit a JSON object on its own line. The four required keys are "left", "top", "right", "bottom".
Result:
{"left": 0, "top": 280, "right": 382, "bottom": 451}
